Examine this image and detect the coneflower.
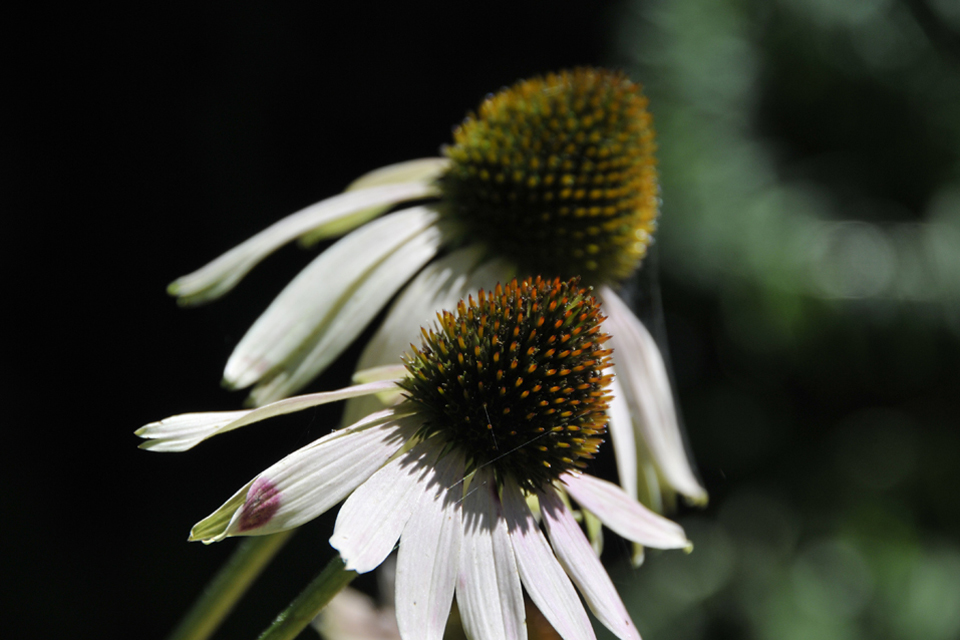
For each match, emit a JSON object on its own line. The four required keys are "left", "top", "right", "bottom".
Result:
{"left": 139, "top": 277, "right": 690, "bottom": 640}
{"left": 168, "top": 68, "right": 705, "bottom": 509}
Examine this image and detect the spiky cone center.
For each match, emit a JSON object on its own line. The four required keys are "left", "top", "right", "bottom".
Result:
{"left": 399, "top": 277, "right": 614, "bottom": 492}
{"left": 439, "top": 68, "right": 660, "bottom": 285}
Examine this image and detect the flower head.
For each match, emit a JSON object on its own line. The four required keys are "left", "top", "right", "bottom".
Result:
{"left": 400, "top": 277, "right": 612, "bottom": 491}
{"left": 139, "top": 278, "right": 690, "bottom": 640}
{"left": 167, "top": 68, "right": 706, "bottom": 509}
{"left": 439, "top": 69, "right": 658, "bottom": 283}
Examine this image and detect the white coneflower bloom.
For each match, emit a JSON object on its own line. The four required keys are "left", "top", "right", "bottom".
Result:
{"left": 140, "top": 278, "right": 690, "bottom": 640}
{"left": 168, "top": 68, "right": 706, "bottom": 508}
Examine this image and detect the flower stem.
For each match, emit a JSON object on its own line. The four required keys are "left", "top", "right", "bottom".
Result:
{"left": 256, "top": 555, "right": 357, "bottom": 640}
{"left": 167, "top": 530, "right": 295, "bottom": 640}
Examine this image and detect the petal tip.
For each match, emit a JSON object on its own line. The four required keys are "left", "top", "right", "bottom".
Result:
{"left": 684, "top": 490, "right": 709, "bottom": 508}
{"left": 188, "top": 520, "right": 233, "bottom": 544}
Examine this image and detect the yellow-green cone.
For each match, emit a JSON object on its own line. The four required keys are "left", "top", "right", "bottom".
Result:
{"left": 440, "top": 68, "right": 660, "bottom": 285}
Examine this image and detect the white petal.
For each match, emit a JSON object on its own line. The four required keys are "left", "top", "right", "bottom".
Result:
{"left": 135, "top": 410, "right": 249, "bottom": 452}
{"left": 599, "top": 286, "right": 707, "bottom": 503}
{"left": 357, "top": 247, "right": 488, "bottom": 371}
{"left": 501, "top": 481, "right": 596, "bottom": 640}
{"left": 189, "top": 411, "right": 419, "bottom": 542}
{"left": 346, "top": 158, "right": 449, "bottom": 191}
{"left": 395, "top": 450, "right": 465, "bottom": 640}
{"left": 352, "top": 364, "right": 408, "bottom": 384}
{"left": 606, "top": 373, "right": 638, "bottom": 501}
{"left": 330, "top": 440, "right": 440, "bottom": 574}
{"left": 350, "top": 364, "right": 410, "bottom": 408}
{"left": 300, "top": 158, "right": 450, "bottom": 246}
{"left": 169, "top": 181, "right": 440, "bottom": 306}
{"left": 223, "top": 207, "right": 440, "bottom": 395}
{"left": 369, "top": 250, "right": 517, "bottom": 374}
{"left": 457, "top": 467, "right": 527, "bottom": 640}
{"left": 136, "top": 380, "right": 399, "bottom": 452}
{"left": 340, "top": 247, "right": 481, "bottom": 425}
{"left": 606, "top": 372, "right": 651, "bottom": 566}
{"left": 560, "top": 472, "right": 690, "bottom": 550}
{"left": 539, "top": 487, "right": 640, "bottom": 640}
{"left": 341, "top": 250, "right": 516, "bottom": 426}
{"left": 249, "top": 217, "right": 443, "bottom": 405}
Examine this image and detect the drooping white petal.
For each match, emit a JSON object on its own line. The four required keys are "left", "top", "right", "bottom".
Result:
{"left": 189, "top": 411, "right": 420, "bottom": 543}
{"left": 136, "top": 380, "right": 400, "bottom": 452}
{"left": 379, "top": 251, "right": 516, "bottom": 374}
{"left": 606, "top": 372, "right": 638, "bottom": 501}
{"left": 539, "top": 487, "right": 640, "bottom": 640}
{"left": 599, "top": 286, "right": 707, "bottom": 504}
{"left": 169, "top": 181, "right": 440, "bottom": 306}
{"left": 457, "top": 467, "right": 526, "bottom": 640}
{"left": 501, "top": 481, "right": 596, "bottom": 640}
{"left": 340, "top": 248, "right": 480, "bottom": 425}
{"left": 300, "top": 158, "right": 450, "bottom": 246}
{"left": 352, "top": 364, "right": 408, "bottom": 384}
{"left": 248, "top": 218, "right": 443, "bottom": 405}
{"left": 355, "top": 247, "right": 490, "bottom": 373}
{"left": 605, "top": 372, "right": 649, "bottom": 567}
{"left": 350, "top": 364, "right": 410, "bottom": 408}
{"left": 560, "top": 472, "right": 690, "bottom": 550}
{"left": 346, "top": 158, "right": 449, "bottom": 191}
{"left": 341, "top": 250, "right": 516, "bottom": 426}
{"left": 395, "top": 450, "right": 465, "bottom": 640}
{"left": 136, "top": 410, "right": 249, "bottom": 453}
{"left": 223, "top": 206, "right": 440, "bottom": 396}
{"left": 330, "top": 440, "right": 440, "bottom": 574}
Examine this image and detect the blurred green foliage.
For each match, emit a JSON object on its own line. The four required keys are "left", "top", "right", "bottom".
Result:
{"left": 602, "top": 0, "right": 960, "bottom": 638}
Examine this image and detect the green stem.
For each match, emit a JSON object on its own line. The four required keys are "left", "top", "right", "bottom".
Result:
{"left": 167, "top": 530, "right": 295, "bottom": 640}
{"left": 256, "top": 555, "right": 357, "bottom": 640}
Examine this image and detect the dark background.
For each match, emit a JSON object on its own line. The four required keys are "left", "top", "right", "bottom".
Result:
{"left": 9, "top": 1, "right": 960, "bottom": 639}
